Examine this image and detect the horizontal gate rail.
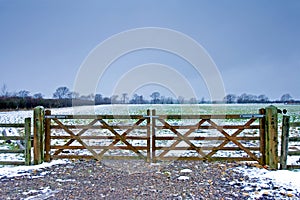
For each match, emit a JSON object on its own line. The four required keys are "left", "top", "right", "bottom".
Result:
{"left": 0, "top": 118, "right": 32, "bottom": 166}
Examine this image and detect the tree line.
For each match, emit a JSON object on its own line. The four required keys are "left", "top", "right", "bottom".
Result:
{"left": 0, "top": 85, "right": 298, "bottom": 110}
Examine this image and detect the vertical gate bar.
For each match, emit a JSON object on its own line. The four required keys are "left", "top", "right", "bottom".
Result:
{"left": 152, "top": 109, "right": 156, "bottom": 163}
{"left": 259, "top": 108, "right": 266, "bottom": 165}
{"left": 45, "top": 110, "right": 51, "bottom": 162}
{"left": 146, "top": 109, "right": 151, "bottom": 162}
{"left": 24, "top": 117, "right": 31, "bottom": 165}
{"left": 280, "top": 115, "right": 290, "bottom": 170}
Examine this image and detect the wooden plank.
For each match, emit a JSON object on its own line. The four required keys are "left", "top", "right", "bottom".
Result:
{"left": 288, "top": 151, "right": 300, "bottom": 156}
{"left": 152, "top": 110, "right": 157, "bottom": 162}
{"left": 259, "top": 108, "right": 266, "bottom": 165}
{"left": 154, "top": 146, "right": 260, "bottom": 151}
{"left": 146, "top": 109, "right": 151, "bottom": 162}
{"left": 45, "top": 110, "right": 51, "bottom": 162}
{"left": 154, "top": 156, "right": 256, "bottom": 161}
{"left": 51, "top": 155, "right": 144, "bottom": 160}
{"left": 0, "top": 124, "right": 25, "bottom": 128}
{"left": 154, "top": 136, "right": 260, "bottom": 141}
{"left": 0, "top": 136, "right": 24, "bottom": 140}
{"left": 289, "top": 137, "right": 300, "bottom": 142}
{"left": 50, "top": 125, "right": 148, "bottom": 129}
{"left": 158, "top": 114, "right": 244, "bottom": 120}
{"left": 51, "top": 135, "right": 149, "bottom": 140}
{"left": 24, "top": 117, "right": 31, "bottom": 166}
{"left": 50, "top": 145, "right": 148, "bottom": 150}
{"left": 155, "top": 125, "right": 260, "bottom": 130}
{"left": 287, "top": 165, "right": 300, "bottom": 169}
{"left": 0, "top": 161, "right": 26, "bottom": 165}
{"left": 290, "top": 122, "right": 300, "bottom": 127}
{"left": 45, "top": 114, "right": 145, "bottom": 119}
{"left": 0, "top": 149, "right": 24, "bottom": 153}
{"left": 280, "top": 115, "right": 290, "bottom": 170}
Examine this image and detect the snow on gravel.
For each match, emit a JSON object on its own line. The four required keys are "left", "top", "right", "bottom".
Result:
{"left": 236, "top": 165, "right": 300, "bottom": 199}
{"left": 0, "top": 160, "right": 68, "bottom": 179}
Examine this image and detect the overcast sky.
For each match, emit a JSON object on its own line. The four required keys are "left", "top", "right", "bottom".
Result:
{"left": 0, "top": 0, "right": 299, "bottom": 101}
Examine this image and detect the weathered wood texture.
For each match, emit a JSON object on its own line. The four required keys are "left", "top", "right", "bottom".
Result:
{"left": 33, "top": 106, "right": 45, "bottom": 165}
{"left": 280, "top": 116, "right": 300, "bottom": 169}
{"left": 280, "top": 115, "right": 290, "bottom": 169}
{"left": 264, "top": 106, "right": 278, "bottom": 169}
{"left": 0, "top": 117, "right": 31, "bottom": 166}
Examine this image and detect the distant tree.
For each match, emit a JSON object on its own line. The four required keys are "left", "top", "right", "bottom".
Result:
{"left": 121, "top": 93, "right": 128, "bottom": 104}
{"left": 80, "top": 93, "right": 95, "bottom": 101}
{"left": 150, "top": 92, "right": 160, "bottom": 104}
{"left": 53, "top": 86, "right": 71, "bottom": 99}
{"left": 33, "top": 93, "right": 44, "bottom": 99}
{"left": 258, "top": 94, "right": 269, "bottom": 103}
{"left": 281, "top": 93, "right": 293, "bottom": 103}
{"left": 17, "top": 90, "right": 30, "bottom": 98}
{"left": 177, "top": 96, "right": 185, "bottom": 104}
{"left": 189, "top": 98, "right": 198, "bottom": 104}
{"left": 111, "top": 95, "right": 119, "bottom": 104}
{"left": 95, "top": 94, "right": 103, "bottom": 104}
{"left": 71, "top": 92, "right": 80, "bottom": 99}
{"left": 0, "top": 84, "right": 9, "bottom": 97}
{"left": 224, "top": 94, "right": 237, "bottom": 103}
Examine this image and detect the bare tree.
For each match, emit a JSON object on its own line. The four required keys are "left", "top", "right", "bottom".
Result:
{"left": 53, "top": 86, "right": 72, "bottom": 99}
{"left": 122, "top": 93, "right": 128, "bottom": 104}
{"left": 1, "top": 84, "right": 9, "bottom": 97}
{"left": 150, "top": 92, "right": 160, "bottom": 104}
{"left": 17, "top": 90, "right": 30, "bottom": 98}
{"left": 33, "top": 93, "right": 44, "bottom": 99}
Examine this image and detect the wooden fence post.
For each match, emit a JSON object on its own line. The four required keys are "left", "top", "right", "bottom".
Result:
{"left": 265, "top": 105, "right": 278, "bottom": 169}
{"left": 34, "top": 106, "right": 45, "bottom": 165}
{"left": 24, "top": 117, "right": 31, "bottom": 165}
{"left": 45, "top": 110, "right": 51, "bottom": 162}
{"left": 280, "top": 115, "right": 290, "bottom": 170}
{"left": 259, "top": 108, "right": 266, "bottom": 165}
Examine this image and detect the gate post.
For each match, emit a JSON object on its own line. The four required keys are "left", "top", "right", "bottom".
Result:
{"left": 33, "top": 106, "right": 45, "bottom": 165}
{"left": 280, "top": 115, "right": 290, "bottom": 169}
{"left": 24, "top": 117, "right": 32, "bottom": 165}
{"left": 264, "top": 105, "right": 278, "bottom": 169}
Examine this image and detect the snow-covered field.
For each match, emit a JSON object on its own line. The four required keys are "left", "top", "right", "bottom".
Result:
{"left": 1, "top": 104, "right": 300, "bottom": 199}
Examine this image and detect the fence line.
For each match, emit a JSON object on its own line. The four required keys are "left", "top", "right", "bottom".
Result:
{"left": 0, "top": 118, "right": 31, "bottom": 165}
{"left": 280, "top": 116, "right": 300, "bottom": 169}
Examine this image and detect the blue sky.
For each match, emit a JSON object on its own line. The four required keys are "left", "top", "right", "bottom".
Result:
{"left": 0, "top": 0, "right": 299, "bottom": 100}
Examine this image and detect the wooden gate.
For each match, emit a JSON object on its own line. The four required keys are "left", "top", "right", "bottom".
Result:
{"left": 152, "top": 110, "right": 265, "bottom": 163}
{"left": 0, "top": 118, "right": 31, "bottom": 165}
{"left": 44, "top": 108, "right": 268, "bottom": 165}
{"left": 44, "top": 110, "right": 151, "bottom": 162}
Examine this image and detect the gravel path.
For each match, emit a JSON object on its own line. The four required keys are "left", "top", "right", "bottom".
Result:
{"left": 0, "top": 160, "right": 298, "bottom": 200}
